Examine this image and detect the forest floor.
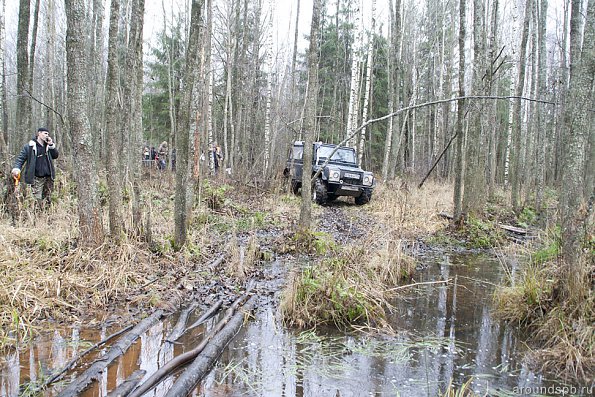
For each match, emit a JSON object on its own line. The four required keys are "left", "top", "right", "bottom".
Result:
{"left": 0, "top": 173, "right": 450, "bottom": 348}
{"left": 1, "top": 172, "right": 591, "bottom": 386}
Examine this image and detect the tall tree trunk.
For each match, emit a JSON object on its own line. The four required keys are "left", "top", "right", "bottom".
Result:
{"left": 263, "top": 1, "right": 274, "bottom": 176}
{"left": 128, "top": 0, "right": 145, "bottom": 235}
{"left": 28, "top": 0, "right": 40, "bottom": 123}
{"left": 462, "top": 0, "right": 486, "bottom": 218}
{"left": 534, "top": 0, "right": 548, "bottom": 211}
{"left": 358, "top": 0, "right": 375, "bottom": 166}
{"left": 345, "top": 8, "right": 361, "bottom": 148}
{"left": 174, "top": 0, "right": 204, "bottom": 248}
{"left": 65, "top": 0, "right": 104, "bottom": 245}
{"left": 16, "top": 0, "right": 31, "bottom": 140}
{"left": 299, "top": 0, "right": 321, "bottom": 230}
{"left": 504, "top": 0, "right": 520, "bottom": 188}
{"left": 511, "top": 0, "right": 533, "bottom": 211}
{"left": 290, "top": 0, "right": 301, "bottom": 93}
{"left": 452, "top": 0, "right": 466, "bottom": 224}
{"left": 487, "top": 0, "right": 499, "bottom": 199}
{"left": 45, "top": 0, "right": 58, "bottom": 141}
{"left": 560, "top": 0, "right": 594, "bottom": 301}
{"left": 105, "top": 0, "right": 123, "bottom": 239}
{"left": 381, "top": 0, "right": 401, "bottom": 181}
{"left": 163, "top": 0, "right": 177, "bottom": 168}
{"left": 0, "top": 0, "right": 6, "bottom": 156}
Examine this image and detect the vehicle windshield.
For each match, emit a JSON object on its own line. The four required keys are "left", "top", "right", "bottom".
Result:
{"left": 317, "top": 145, "right": 356, "bottom": 164}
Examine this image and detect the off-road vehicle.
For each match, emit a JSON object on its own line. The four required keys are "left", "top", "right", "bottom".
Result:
{"left": 283, "top": 141, "right": 375, "bottom": 205}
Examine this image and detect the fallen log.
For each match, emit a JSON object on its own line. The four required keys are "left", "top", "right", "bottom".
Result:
{"left": 185, "top": 299, "right": 223, "bottom": 332}
{"left": 128, "top": 294, "right": 250, "bottom": 397}
{"left": 107, "top": 369, "right": 146, "bottom": 397}
{"left": 165, "top": 301, "right": 199, "bottom": 343}
{"left": 498, "top": 223, "right": 529, "bottom": 234}
{"left": 208, "top": 254, "right": 226, "bottom": 270}
{"left": 387, "top": 279, "right": 452, "bottom": 292}
{"left": 36, "top": 323, "right": 134, "bottom": 393}
{"left": 57, "top": 309, "right": 163, "bottom": 397}
{"left": 164, "top": 296, "right": 257, "bottom": 397}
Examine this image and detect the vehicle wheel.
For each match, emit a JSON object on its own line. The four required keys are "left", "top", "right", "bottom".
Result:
{"left": 355, "top": 189, "right": 372, "bottom": 205}
{"left": 312, "top": 178, "right": 328, "bottom": 205}
{"left": 291, "top": 180, "right": 301, "bottom": 195}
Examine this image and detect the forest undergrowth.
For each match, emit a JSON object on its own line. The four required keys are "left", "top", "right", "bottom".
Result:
{"left": 1, "top": 171, "right": 592, "bottom": 386}
{"left": 494, "top": 228, "right": 594, "bottom": 384}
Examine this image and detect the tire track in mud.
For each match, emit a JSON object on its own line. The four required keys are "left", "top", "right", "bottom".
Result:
{"left": 316, "top": 203, "right": 372, "bottom": 245}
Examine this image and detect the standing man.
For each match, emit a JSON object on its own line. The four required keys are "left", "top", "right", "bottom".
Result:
{"left": 12, "top": 128, "right": 59, "bottom": 208}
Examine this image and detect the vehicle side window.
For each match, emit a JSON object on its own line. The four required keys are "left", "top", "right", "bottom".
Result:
{"left": 292, "top": 146, "right": 304, "bottom": 160}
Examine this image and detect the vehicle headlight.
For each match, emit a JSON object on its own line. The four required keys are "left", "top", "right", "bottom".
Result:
{"left": 363, "top": 174, "right": 374, "bottom": 186}
{"left": 328, "top": 168, "right": 341, "bottom": 182}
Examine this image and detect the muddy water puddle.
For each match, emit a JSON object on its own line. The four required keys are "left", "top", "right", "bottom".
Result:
{"left": 0, "top": 253, "right": 575, "bottom": 396}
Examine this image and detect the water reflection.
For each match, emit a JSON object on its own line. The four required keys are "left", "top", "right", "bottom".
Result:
{"left": 203, "top": 253, "right": 547, "bottom": 396}
{"left": 0, "top": 253, "right": 567, "bottom": 396}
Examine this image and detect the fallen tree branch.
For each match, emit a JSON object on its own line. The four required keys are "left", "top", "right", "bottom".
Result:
{"left": 388, "top": 279, "right": 452, "bottom": 292}
{"left": 107, "top": 369, "right": 146, "bottom": 397}
{"left": 311, "top": 95, "right": 555, "bottom": 182}
{"left": 165, "top": 301, "right": 199, "bottom": 343}
{"left": 208, "top": 254, "right": 226, "bottom": 269}
{"left": 57, "top": 310, "right": 164, "bottom": 397}
{"left": 164, "top": 296, "right": 257, "bottom": 397}
{"left": 128, "top": 294, "right": 250, "bottom": 397}
{"left": 185, "top": 299, "right": 223, "bottom": 332}
{"left": 37, "top": 323, "right": 134, "bottom": 393}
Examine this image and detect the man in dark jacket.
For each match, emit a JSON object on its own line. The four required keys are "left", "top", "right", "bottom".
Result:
{"left": 12, "top": 127, "right": 59, "bottom": 208}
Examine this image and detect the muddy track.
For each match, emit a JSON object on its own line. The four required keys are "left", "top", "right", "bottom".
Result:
{"left": 317, "top": 202, "right": 372, "bottom": 244}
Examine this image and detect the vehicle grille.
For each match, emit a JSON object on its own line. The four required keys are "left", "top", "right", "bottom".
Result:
{"left": 342, "top": 171, "right": 362, "bottom": 185}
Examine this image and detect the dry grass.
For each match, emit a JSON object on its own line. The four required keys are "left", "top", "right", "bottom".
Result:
{"left": 369, "top": 179, "right": 452, "bottom": 239}
{"left": 0, "top": 173, "right": 278, "bottom": 351}
{"left": 280, "top": 178, "right": 448, "bottom": 330}
{"left": 494, "top": 235, "right": 594, "bottom": 384}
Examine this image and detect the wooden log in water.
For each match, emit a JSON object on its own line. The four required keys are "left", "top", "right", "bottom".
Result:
{"left": 164, "top": 296, "right": 257, "bottom": 397}
{"left": 165, "top": 301, "right": 199, "bottom": 342}
{"left": 38, "top": 323, "right": 135, "bottom": 393}
{"left": 107, "top": 369, "right": 146, "bottom": 397}
{"left": 128, "top": 294, "right": 249, "bottom": 397}
{"left": 185, "top": 299, "right": 223, "bottom": 332}
{"left": 56, "top": 309, "right": 163, "bottom": 397}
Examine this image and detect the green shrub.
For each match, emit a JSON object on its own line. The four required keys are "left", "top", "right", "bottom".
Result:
{"left": 464, "top": 216, "right": 505, "bottom": 249}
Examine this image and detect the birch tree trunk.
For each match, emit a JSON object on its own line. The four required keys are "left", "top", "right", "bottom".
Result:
{"left": 504, "top": 1, "right": 520, "bottom": 187}
{"left": 128, "top": 0, "right": 145, "bottom": 234}
{"left": 299, "top": 0, "right": 321, "bottom": 230}
{"left": 65, "top": 0, "right": 104, "bottom": 245}
{"left": 560, "top": 0, "right": 594, "bottom": 301}
{"left": 174, "top": 0, "right": 204, "bottom": 248}
{"left": 163, "top": 0, "right": 177, "bottom": 166}
{"left": 381, "top": 0, "right": 401, "bottom": 180}
{"left": 452, "top": 0, "right": 466, "bottom": 224}
{"left": 263, "top": 1, "right": 274, "bottom": 176}
{"left": 105, "top": 0, "right": 123, "bottom": 239}
{"left": 486, "top": 0, "right": 499, "bottom": 199}
{"left": 45, "top": 0, "right": 58, "bottom": 141}
{"left": 534, "top": 0, "right": 548, "bottom": 211}
{"left": 511, "top": 0, "right": 533, "bottom": 211}
{"left": 345, "top": 9, "right": 361, "bottom": 148}
{"left": 0, "top": 0, "right": 6, "bottom": 155}
{"left": 358, "top": 0, "right": 375, "bottom": 166}
{"left": 16, "top": 0, "right": 31, "bottom": 139}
